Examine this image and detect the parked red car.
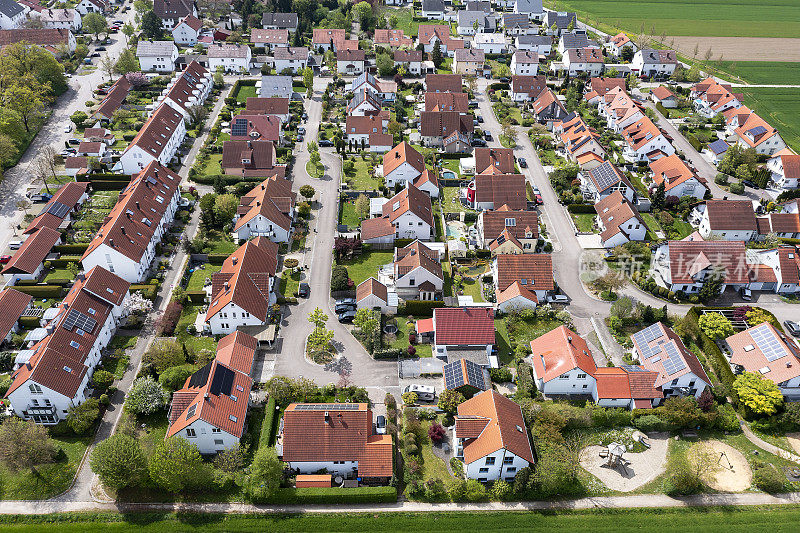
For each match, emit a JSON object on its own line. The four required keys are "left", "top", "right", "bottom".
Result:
{"left": 0, "top": 255, "right": 11, "bottom": 264}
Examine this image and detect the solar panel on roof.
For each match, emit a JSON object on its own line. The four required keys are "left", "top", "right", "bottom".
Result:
{"left": 293, "top": 403, "right": 360, "bottom": 410}
{"left": 210, "top": 364, "right": 235, "bottom": 396}
{"left": 46, "top": 201, "right": 71, "bottom": 219}
{"left": 747, "top": 125, "right": 767, "bottom": 136}
{"left": 591, "top": 163, "right": 622, "bottom": 191}
{"left": 663, "top": 343, "right": 686, "bottom": 375}
{"left": 231, "top": 118, "right": 248, "bottom": 137}
{"left": 751, "top": 324, "right": 787, "bottom": 362}
{"left": 62, "top": 308, "right": 97, "bottom": 335}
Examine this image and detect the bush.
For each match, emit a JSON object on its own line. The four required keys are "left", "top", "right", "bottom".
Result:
{"left": 634, "top": 414, "right": 665, "bottom": 433}
{"left": 428, "top": 422, "right": 446, "bottom": 444}
{"left": 124, "top": 377, "right": 169, "bottom": 415}
{"left": 259, "top": 397, "right": 277, "bottom": 449}
{"left": 330, "top": 265, "right": 350, "bottom": 292}
{"left": 402, "top": 300, "right": 445, "bottom": 316}
{"left": 753, "top": 465, "right": 785, "bottom": 493}
{"left": 92, "top": 370, "right": 114, "bottom": 391}
{"left": 373, "top": 348, "right": 403, "bottom": 360}
{"left": 12, "top": 285, "right": 64, "bottom": 298}
{"left": 489, "top": 367, "right": 512, "bottom": 383}
{"left": 158, "top": 364, "right": 197, "bottom": 391}
{"left": 730, "top": 181, "right": 744, "bottom": 195}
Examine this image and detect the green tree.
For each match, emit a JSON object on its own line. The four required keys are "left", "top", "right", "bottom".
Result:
{"left": 353, "top": 308, "right": 377, "bottom": 333}
{"left": 744, "top": 308, "right": 771, "bottom": 326}
{"left": 90, "top": 434, "right": 148, "bottom": 490}
{"left": 354, "top": 193, "right": 369, "bottom": 219}
{"left": 308, "top": 307, "right": 328, "bottom": 329}
{"left": 149, "top": 437, "right": 206, "bottom": 492}
{"left": 651, "top": 181, "right": 666, "bottom": 209}
{"left": 141, "top": 10, "right": 162, "bottom": 40}
{"left": 697, "top": 312, "right": 734, "bottom": 339}
{"left": 5, "top": 83, "right": 47, "bottom": 132}
{"left": 299, "top": 184, "right": 315, "bottom": 200}
{"left": 697, "top": 272, "right": 724, "bottom": 302}
{"left": 246, "top": 447, "right": 284, "bottom": 500}
{"left": 0, "top": 418, "right": 57, "bottom": 472}
{"left": 124, "top": 376, "right": 169, "bottom": 415}
{"left": 122, "top": 22, "right": 135, "bottom": 44}
{"left": 431, "top": 41, "right": 443, "bottom": 68}
{"left": 199, "top": 192, "right": 217, "bottom": 227}
{"left": 0, "top": 41, "right": 66, "bottom": 95}
{"left": 213, "top": 193, "right": 239, "bottom": 226}
{"left": 67, "top": 398, "right": 100, "bottom": 435}
{"left": 82, "top": 12, "right": 107, "bottom": 41}
{"left": 302, "top": 67, "right": 313, "bottom": 96}
{"left": 114, "top": 48, "right": 139, "bottom": 75}
{"left": 143, "top": 338, "right": 186, "bottom": 372}
{"left": 159, "top": 364, "right": 198, "bottom": 391}
{"left": 71, "top": 110, "right": 88, "bottom": 128}
{"left": 438, "top": 389, "right": 465, "bottom": 414}
{"left": 733, "top": 372, "right": 784, "bottom": 416}
{"left": 377, "top": 52, "right": 394, "bottom": 77}
{"left": 401, "top": 391, "right": 417, "bottom": 405}
{"left": 92, "top": 369, "right": 114, "bottom": 390}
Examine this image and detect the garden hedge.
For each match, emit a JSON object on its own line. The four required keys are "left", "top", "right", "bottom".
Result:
{"left": 207, "top": 253, "right": 230, "bottom": 265}
{"left": 259, "top": 396, "right": 277, "bottom": 449}
{"left": 48, "top": 256, "right": 84, "bottom": 268}
{"left": 401, "top": 300, "right": 445, "bottom": 316}
{"left": 566, "top": 204, "right": 596, "bottom": 214}
{"left": 186, "top": 290, "right": 206, "bottom": 304}
{"left": 52, "top": 243, "right": 90, "bottom": 254}
{"left": 687, "top": 307, "right": 738, "bottom": 404}
{"left": 373, "top": 348, "right": 403, "bottom": 360}
{"left": 13, "top": 285, "right": 65, "bottom": 298}
{"left": 190, "top": 173, "right": 264, "bottom": 186}
{"left": 130, "top": 284, "right": 157, "bottom": 301}
{"left": 19, "top": 316, "right": 41, "bottom": 328}
{"left": 264, "top": 486, "right": 397, "bottom": 504}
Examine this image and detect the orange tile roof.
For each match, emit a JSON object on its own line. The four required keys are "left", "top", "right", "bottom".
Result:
{"left": 494, "top": 253, "right": 553, "bottom": 292}
{"left": 496, "top": 280, "right": 539, "bottom": 304}
{"left": 383, "top": 141, "right": 425, "bottom": 177}
{"left": 651, "top": 86, "right": 675, "bottom": 101}
{"left": 360, "top": 217, "right": 395, "bottom": 241}
{"left": 529, "top": 326, "right": 596, "bottom": 382}
{"left": 214, "top": 331, "right": 257, "bottom": 375}
{"left": 382, "top": 184, "right": 434, "bottom": 228}
{"left": 728, "top": 322, "right": 800, "bottom": 386}
{"left": 2, "top": 227, "right": 61, "bottom": 275}
{"left": 595, "top": 191, "right": 645, "bottom": 243}
{"left": 0, "top": 289, "right": 32, "bottom": 342}
{"left": 456, "top": 390, "right": 533, "bottom": 465}
{"left": 649, "top": 154, "right": 701, "bottom": 191}
{"left": 666, "top": 240, "right": 752, "bottom": 284}
{"left": 394, "top": 240, "right": 443, "bottom": 280}
{"left": 356, "top": 277, "right": 388, "bottom": 303}
{"left": 433, "top": 306, "right": 494, "bottom": 346}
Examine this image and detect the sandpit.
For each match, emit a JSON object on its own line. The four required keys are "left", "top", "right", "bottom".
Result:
{"left": 579, "top": 432, "right": 669, "bottom": 492}
{"left": 786, "top": 433, "right": 800, "bottom": 455}
{"left": 690, "top": 440, "right": 752, "bottom": 492}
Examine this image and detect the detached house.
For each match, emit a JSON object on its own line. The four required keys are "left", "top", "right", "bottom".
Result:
{"left": 374, "top": 28, "right": 413, "bottom": 48}
{"left": 477, "top": 205, "right": 539, "bottom": 252}
{"left": 232, "top": 175, "right": 295, "bottom": 242}
{"left": 222, "top": 139, "right": 283, "bottom": 177}
{"left": 557, "top": 33, "right": 598, "bottom": 54}
{"left": 261, "top": 12, "right": 298, "bottom": 32}
{"left": 208, "top": 43, "right": 251, "bottom": 73}
{"left": 473, "top": 32, "right": 507, "bottom": 55}
{"left": 515, "top": 34, "right": 551, "bottom": 55}
{"left": 394, "top": 49, "right": 424, "bottom": 75}
{"left": 383, "top": 142, "right": 425, "bottom": 188}
{"left": 376, "top": 184, "right": 435, "bottom": 241}
{"left": 608, "top": 32, "right": 637, "bottom": 57}
{"left": 30, "top": 9, "right": 82, "bottom": 32}
{"left": 393, "top": 240, "right": 444, "bottom": 300}
{"left": 153, "top": 0, "right": 196, "bottom": 30}
{"left": 312, "top": 28, "right": 345, "bottom": 51}
{"left": 530, "top": 325, "right": 597, "bottom": 397}
{"left": 417, "top": 25, "right": 464, "bottom": 57}
{"left": 513, "top": 0, "right": 543, "bottom": 21}
{"left": 510, "top": 75, "right": 546, "bottom": 102}
{"left": 554, "top": 112, "right": 605, "bottom": 162}
{"left": 594, "top": 191, "right": 646, "bottom": 248}
{"left": 425, "top": 73, "right": 463, "bottom": 93}
{"left": 727, "top": 323, "right": 800, "bottom": 399}
{"left": 633, "top": 322, "right": 710, "bottom": 403}
{"left": 204, "top": 238, "right": 279, "bottom": 335}
{"left": 6, "top": 267, "right": 129, "bottom": 424}
{"left": 649, "top": 154, "right": 707, "bottom": 199}
{"left": 621, "top": 116, "right": 674, "bottom": 163}
{"left": 420, "top": 111, "right": 473, "bottom": 151}
{"left": 767, "top": 150, "right": 800, "bottom": 190}
{"left": 502, "top": 14, "right": 531, "bottom": 36}
{"left": 428, "top": 306, "right": 496, "bottom": 367}
{"left": 258, "top": 75, "right": 294, "bottom": 99}
{"left": 651, "top": 239, "right": 753, "bottom": 294}
{"left": 75, "top": 0, "right": 109, "bottom": 17}
{"left": 278, "top": 403, "right": 393, "bottom": 483}
{"left": 456, "top": 10, "right": 495, "bottom": 36}
{"left": 531, "top": 87, "right": 568, "bottom": 129}
{"left": 467, "top": 173, "right": 526, "bottom": 211}
{"left": 250, "top": 29, "right": 289, "bottom": 50}
{"left": 245, "top": 97, "right": 290, "bottom": 122}
{"left": 493, "top": 253, "right": 554, "bottom": 311}
{"left": 167, "top": 332, "right": 256, "bottom": 453}
{"left": 420, "top": 0, "right": 445, "bottom": 19}
{"left": 562, "top": 47, "right": 603, "bottom": 77}
{"left": 651, "top": 86, "right": 678, "bottom": 108}
{"left": 136, "top": 40, "right": 179, "bottom": 72}
{"left": 696, "top": 200, "right": 758, "bottom": 241}
{"left": 631, "top": 49, "right": 678, "bottom": 78}
{"left": 542, "top": 11, "right": 576, "bottom": 36}
{"left": 345, "top": 115, "right": 392, "bottom": 151}
{"left": 336, "top": 49, "right": 366, "bottom": 75}
{"left": 356, "top": 277, "right": 397, "bottom": 314}
{"left": 733, "top": 112, "right": 786, "bottom": 156}
{"left": 172, "top": 14, "right": 202, "bottom": 45}
{"left": 692, "top": 77, "right": 743, "bottom": 117}
{"left": 0, "top": 0, "right": 28, "bottom": 29}
{"left": 579, "top": 161, "right": 635, "bottom": 203}
{"left": 597, "top": 87, "right": 644, "bottom": 132}
{"left": 425, "top": 91, "right": 469, "bottom": 113}
{"left": 117, "top": 103, "right": 185, "bottom": 175}
{"left": 81, "top": 162, "right": 181, "bottom": 283}
{"left": 274, "top": 46, "right": 309, "bottom": 74}
{"left": 510, "top": 51, "right": 539, "bottom": 75}
{"left": 453, "top": 48, "right": 485, "bottom": 75}
{"left": 454, "top": 390, "right": 534, "bottom": 482}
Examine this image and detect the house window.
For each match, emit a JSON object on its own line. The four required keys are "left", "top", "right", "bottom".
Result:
{"left": 479, "top": 467, "right": 489, "bottom": 473}
{"left": 485, "top": 457, "right": 496, "bottom": 465}
{"left": 29, "top": 384, "right": 43, "bottom": 394}
{"left": 503, "top": 456, "right": 514, "bottom": 464}
{"left": 214, "top": 439, "right": 224, "bottom": 445}
{"left": 212, "top": 428, "right": 221, "bottom": 433}
{"left": 506, "top": 467, "right": 517, "bottom": 473}
{"left": 186, "top": 428, "right": 196, "bottom": 437}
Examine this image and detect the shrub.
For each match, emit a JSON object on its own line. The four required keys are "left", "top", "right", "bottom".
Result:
{"left": 634, "top": 414, "right": 665, "bottom": 433}
{"left": 259, "top": 397, "right": 277, "bottom": 449}
{"left": 417, "top": 408, "right": 436, "bottom": 420}
{"left": 753, "top": 465, "right": 785, "bottom": 493}
{"left": 428, "top": 422, "right": 446, "bottom": 444}
{"left": 730, "top": 181, "right": 744, "bottom": 195}
{"left": 92, "top": 370, "right": 114, "bottom": 391}
{"left": 158, "top": 301, "right": 183, "bottom": 336}
{"left": 158, "top": 364, "right": 198, "bottom": 391}
{"left": 264, "top": 486, "right": 397, "bottom": 504}
{"left": 491, "top": 479, "right": 512, "bottom": 501}
{"left": 489, "top": 367, "right": 513, "bottom": 383}
{"left": 450, "top": 457, "right": 464, "bottom": 477}
{"left": 441, "top": 413, "right": 454, "bottom": 427}
{"left": 402, "top": 391, "right": 418, "bottom": 405}
{"left": 124, "top": 377, "right": 169, "bottom": 415}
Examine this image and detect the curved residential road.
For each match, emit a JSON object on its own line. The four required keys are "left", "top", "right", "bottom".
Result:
{"left": 272, "top": 77, "right": 398, "bottom": 392}
{"left": 0, "top": 2, "right": 138, "bottom": 252}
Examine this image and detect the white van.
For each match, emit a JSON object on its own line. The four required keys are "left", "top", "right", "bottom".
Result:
{"left": 8, "top": 239, "right": 23, "bottom": 250}
{"left": 404, "top": 384, "right": 435, "bottom": 402}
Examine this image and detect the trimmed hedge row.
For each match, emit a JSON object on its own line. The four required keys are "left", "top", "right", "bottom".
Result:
{"left": 186, "top": 290, "right": 206, "bottom": 304}
{"left": 190, "top": 174, "right": 265, "bottom": 186}
{"left": 48, "top": 256, "right": 83, "bottom": 268}
{"left": 13, "top": 285, "right": 64, "bottom": 298}
{"left": 373, "top": 348, "right": 403, "bottom": 360}
{"left": 52, "top": 243, "right": 89, "bottom": 254}
{"left": 207, "top": 253, "right": 230, "bottom": 265}
{"left": 259, "top": 396, "right": 277, "bottom": 449}
{"left": 400, "top": 300, "right": 445, "bottom": 317}
{"left": 566, "top": 203, "right": 596, "bottom": 214}
{"left": 264, "top": 486, "right": 397, "bottom": 504}
{"left": 130, "top": 284, "right": 157, "bottom": 301}
{"left": 19, "top": 316, "right": 41, "bottom": 328}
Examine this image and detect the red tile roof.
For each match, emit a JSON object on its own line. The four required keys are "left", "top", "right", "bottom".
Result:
{"left": 474, "top": 147, "right": 515, "bottom": 175}
{"left": 650, "top": 155, "right": 703, "bottom": 192}
{"left": 480, "top": 206, "right": 538, "bottom": 243}
{"left": 420, "top": 111, "right": 473, "bottom": 138}
{"left": 0, "top": 289, "right": 32, "bottom": 342}
{"left": 594, "top": 366, "right": 662, "bottom": 401}
{"left": 245, "top": 97, "right": 290, "bottom": 116}
{"left": 234, "top": 175, "right": 295, "bottom": 233}
{"left": 374, "top": 28, "right": 412, "bottom": 47}
{"left": 214, "top": 331, "right": 257, "bottom": 375}
{"left": 2, "top": 227, "right": 61, "bottom": 275}
{"left": 651, "top": 86, "right": 675, "bottom": 101}
{"left": 595, "top": 191, "right": 645, "bottom": 243}
{"left": 529, "top": 325, "right": 596, "bottom": 382}
{"left": 382, "top": 184, "right": 434, "bottom": 228}
{"left": 511, "top": 75, "right": 546, "bottom": 97}
{"left": 473, "top": 173, "right": 526, "bottom": 210}
{"left": 703, "top": 200, "right": 757, "bottom": 231}
{"left": 230, "top": 113, "right": 281, "bottom": 143}
{"left": 417, "top": 25, "right": 464, "bottom": 53}
{"left": 494, "top": 253, "right": 553, "bottom": 292}
{"left": 360, "top": 217, "right": 395, "bottom": 241}
{"left": 425, "top": 73, "right": 463, "bottom": 93}
{"left": 123, "top": 103, "right": 184, "bottom": 161}
{"left": 250, "top": 28, "right": 288, "bottom": 44}
{"left": 666, "top": 240, "right": 752, "bottom": 285}
{"left": 456, "top": 390, "right": 533, "bottom": 465}
{"left": 95, "top": 75, "right": 132, "bottom": 120}
{"left": 206, "top": 237, "right": 278, "bottom": 323}
{"left": 24, "top": 181, "right": 88, "bottom": 235}
{"left": 394, "top": 240, "right": 443, "bottom": 280}
{"left": 356, "top": 277, "right": 388, "bottom": 303}
{"left": 424, "top": 91, "right": 469, "bottom": 113}
{"left": 222, "top": 139, "right": 283, "bottom": 177}
{"left": 433, "top": 306, "right": 494, "bottom": 346}
{"left": 383, "top": 141, "right": 425, "bottom": 177}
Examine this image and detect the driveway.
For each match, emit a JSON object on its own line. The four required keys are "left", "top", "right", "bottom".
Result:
{"left": 272, "top": 77, "right": 398, "bottom": 393}
{"left": 0, "top": 1, "right": 138, "bottom": 252}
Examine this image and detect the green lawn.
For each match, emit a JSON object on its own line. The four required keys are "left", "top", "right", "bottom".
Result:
{"left": 388, "top": 317, "right": 432, "bottom": 358}
{"left": 339, "top": 198, "right": 365, "bottom": 228}
{"left": 338, "top": 251, "right": 394, "bottom": 286}
{"left": 544, "top": 0, "right": 800, "bottom": 37}
{"left": 419, "top": 419, "right": 455, "bottom": 480}
{"left": 496, "top": 316, "right": 563, "bottom": 365}
{"left": 108, "top": 335, "right": 137, "bottom": 351}
{"left": 186, "top": 264, "right": 222, "bottom": 291}
{"left": 441, "top": 186, "right": 472, "bottom": 213}
{"left": 44, "top": 268, "right": 75, "bottom": 282}
{"left": 13, "top": 507, "right": 800, "bottom": 531}
{"left": 740, "top": 87, "right": 800, "bottom": 152}
{"left": 343, "top": 158, "right": 382, "bottom": 191}
{"left": 197, "top": 153, "right": 223, "bottom": 177}
{"left": 0, "top": 435, "right": 89, "bottom": 500}
{"left": 234, "top": 84, "right": 257, "bottom": 103}
{"left": 572, "top": 213, "right": 596, "bottom": 233}
{"left": 382, "top": 7, "right": 420, "bottom": 36}
{"left": 707, "top": 60, "right": 800, "bottom": 85}
{"left": 641, "top": 212, "right": 663, "bottom": 234}
{"left": 279, "top": 269, "right": 302, "bottom": 298}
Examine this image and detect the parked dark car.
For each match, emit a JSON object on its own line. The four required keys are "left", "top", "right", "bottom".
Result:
{"left": 335, "top": 297, "right": 356, "bottom": 306}
{"left": 90, "top": 52, "right": 101, "bottom": 58}
{"left": 319, "top": 139, "right": 333, "bottom": 147}
{"left": 518, "top": 157, "right": 527, "bottom": 168}
{"left": 471, "top": 138, "right": 487, "bottom": 147}
{"left": 96, "top": 46, "right": 106, "bottom": 51}
{"left": 742, "top": 180, "right": 759, "bottom": 189}
{"left": 297, "top": 283, "right": 310, "bottom": 297}
{"left": 338, "top": 309, "right": 357, "bottom": 323}
{"left": 498, "top": 77, "right": 510, "bottom": 83}
{"left": 785, "top": 321, "right": 800, "bottom": 337}
{"left": 476, "top": 115, "right": 483, "bottom": 123}
{"left": 484, "top": 132, "right": 493, "bottom": 141}
{"left": 334, "top": 302, "right": 356, "bottom": 314}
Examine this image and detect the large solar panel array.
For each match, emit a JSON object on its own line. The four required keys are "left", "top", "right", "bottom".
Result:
{"left": 591, "top": 163, "right": 621, "bottom": 191}
{"left": 62, "top": 309, "right": 97, "bottom": 335}
{"left": 231, "top": 118, "right": 248, "bottom": 137}
{"left": 751, "top": 324, "right": 788, "bottom": 362}
{"left": 747, "top": 125, "right": 767, "bottom": 137}
{"left": 46, "top": 201, "right": 71, "bottom": 219}
{"left": 633, "top": 324, "right": 663, "bottom": 360}
{"left": 293, "top": 403, "right": 361, "bottom": 411}
{"left": 444, "top": 359, "right": 487, "bottom": 391}
{"left": 662, "top": 343, "right": 687, "bottom": 375}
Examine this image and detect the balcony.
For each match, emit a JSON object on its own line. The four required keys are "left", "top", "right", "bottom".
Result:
{"left": 24, "top": 404, "right": 57, "bottom": 416}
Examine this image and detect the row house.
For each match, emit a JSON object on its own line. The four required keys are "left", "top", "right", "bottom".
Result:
{"left": 93, "top": 75, "right": 132, "bottom": 122}
{"left": 24, "top": 181, "right": 89, "bottom": 235}
{"left": 81, "top": 162, "right": 181, "bottom": 282}
{"left": 0, "top": 27, "right": 75, "bottom": 55}
{"left": 425, "top": 91, "right": 469, "bottom": 113}
{"left": 312, "top": 28, "right": 347, "bottom": 52}
{"left": 554, "top": 112, "right": 605, "bottom": 162}
{"left": 597, "top": 87, "right": 644, "bottom": 132}
{"left": 204, "top": 238, "right": 279, "bottom": 335}
{"left": 232, "top": 175, "right": 295, "bottom": 242}
{"left": 2, "top": 227, "right": 61, "bottom": 286}
{"left": 30, "top": 8, "right": 81, "bottom": 32}
{"left": 425, "top": 73, "right": 463, "bottom": 93}
{"left": 154, "top": 60, "right": 213, "bottom": 121}
{"left": 117, "top": 102, "right": 186, "bottom": 175}
{"left": 584, "top": 76, "right": 626, "bottom": 105}
{"left": 167, "top": 331, "right": 257, "bottom": 453}
{"left": 5, "top": 267, "right": 130, "bottom": 424}
{"left": 752, "top": 246, "right": 800, "bottom": 294}
{"left": 347, "top": 88, "right": 382, "bottom": 117}
{"left": 631, "top": 49, "right": 678, "bottom": 78}
{"left": 0, "top": 288, "right": 32, "bottom": 346}
{"left": 351, "top": 72, "right": 397, "bottom": 102}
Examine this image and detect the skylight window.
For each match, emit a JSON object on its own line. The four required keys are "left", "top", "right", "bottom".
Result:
{"left": 70, "top": 340, "right": 80, "bottom": 349}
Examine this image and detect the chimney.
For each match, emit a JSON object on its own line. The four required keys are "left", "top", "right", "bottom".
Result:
{"left": 204, "top": 393, "right": 209, "bottom": 400}
{"left": 224, "top": 281, "right": 229, "bottom": 291}
{"left": 109, "top": 238, "right": 114, "bottom": 247}
{"left": 120, "top": 226, "right": 126, "bottom": 235}
{"left": 247, "top": 140, "right": 252, "bottom": 149}
{"left": 136, "top": 201, "right": 140, "bottom": 210}
{"left": 324, "top": 411, "right": 331, "bottom": 422}
{"left": 567, "top": 335, "right": 572, "bottom": 343}
{"left": 540, "top": 354, "right": 546, "bottom": 372}
{"left": 154, "top": 167, "right": 159, "bottom": 177}
{"left": 395, "top": 151, "right": 400, "bottom": 159}
{"left": 232, "top": 256, "right": 237, "bottom": 265}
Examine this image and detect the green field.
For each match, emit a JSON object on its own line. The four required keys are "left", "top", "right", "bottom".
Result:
{"left": 740, "top": 87, "right": 800, "bottom": 151}
{"left": 706, "top": 61, "right": 800, "bottom": 85}
{"left": 8, "top": 507, "right": 800, "bottom": 531}
{"left": 545, "top": 0, "right": 800, "bottom": 37}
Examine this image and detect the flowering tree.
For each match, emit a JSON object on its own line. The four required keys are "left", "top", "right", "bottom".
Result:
{"left": 123, "top": 292, "right": 153, "bottom": 317}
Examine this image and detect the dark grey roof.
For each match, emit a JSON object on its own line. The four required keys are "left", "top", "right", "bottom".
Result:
{"left": 514, "top": 0, "right": 542, "bottom": 15}
{"left": 516, "top": 34, "right": 551, "bottom": 46}
{"left": 457, "top": 10, "right": 496, "bottom": 31}
{"left": 465, "top": 1, "right": 491, "bottom": 14}
{"left": 503, "top": 13, "right": 529, "bottom": 29}
{"left": 261, "top": 12, "right": 298, "bottom": 30}
{"left": 560, "top": 33, "right": 595, "bottom": 50}
{"left": 445, "top": 347, "right": 490, "bottom": 367}
{"left": 153, "top": 0, "right": 194, "bottom": 19}
{"left": 422, "top": 0, "right": 445, "bottom": 11}
{"left": 639, "top": 48, "right": 678, "bottom": 64}
{"left": 544, "top": 11, "right": 576, "bottom": 29}
{"left": 259, "top": 75, "right": 294, "bottom": 98}
{"left": 0, "top": 0, "right": 25, "bottom": 19}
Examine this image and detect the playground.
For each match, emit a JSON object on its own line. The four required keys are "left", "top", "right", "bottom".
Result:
{"left": 579, "top": 432, "right": 669, "bottom": 492}
{"left": 690, "top": 439, "right": 752, "bottom": 492}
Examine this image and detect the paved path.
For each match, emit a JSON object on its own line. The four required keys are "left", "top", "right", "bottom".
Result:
{"left": 738, "top": 414, "right": 800, "bottom": 465}
{"left": 272, "top": 77, "right": 398, "bottom": 394}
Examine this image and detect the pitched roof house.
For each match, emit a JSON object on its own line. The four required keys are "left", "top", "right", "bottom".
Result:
{"left": 221, "top": 139, "right": 284, "bottom": 177}
{"left": 649, "top": 154, "right": 707, "bottom": 199}
{"left": 383, "top": 141, "right": 426, "bottom": 187}
{"left": 431, "top": 306, "right": 496, "bottom": 367}
{"left": 467, "top": 173, "right": 527, "bottom": 210}
{"left": 2, "top": 227, "right": 62, "bottom": 282}
{"left": 477, "top": 205, "right": 539, "bottom": 251}
{"left": 652, "top": 239, "right": 753, "bottom": 294}
{"left": 510, "top": 74, "right": 547, "bottom": 102}
{"left": 425, "top": 73, "right": 463, "bottom": 93}
{"left": 594, "top": 191, "right": 646, "bottom": 248}
{"left": 0, "top": 288, "right": 32, "bottom": 345}
{"left": 579, "top": 161, "right": 635, "bottom": 203}
{"left": 727, "top": 322, "right": 800, "bottom": 398}
{"left": 232, "top": 175, "right": 295, "bottom": 242}
{"left": 24, "top": 181, "right": 89, "bottom": 235}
